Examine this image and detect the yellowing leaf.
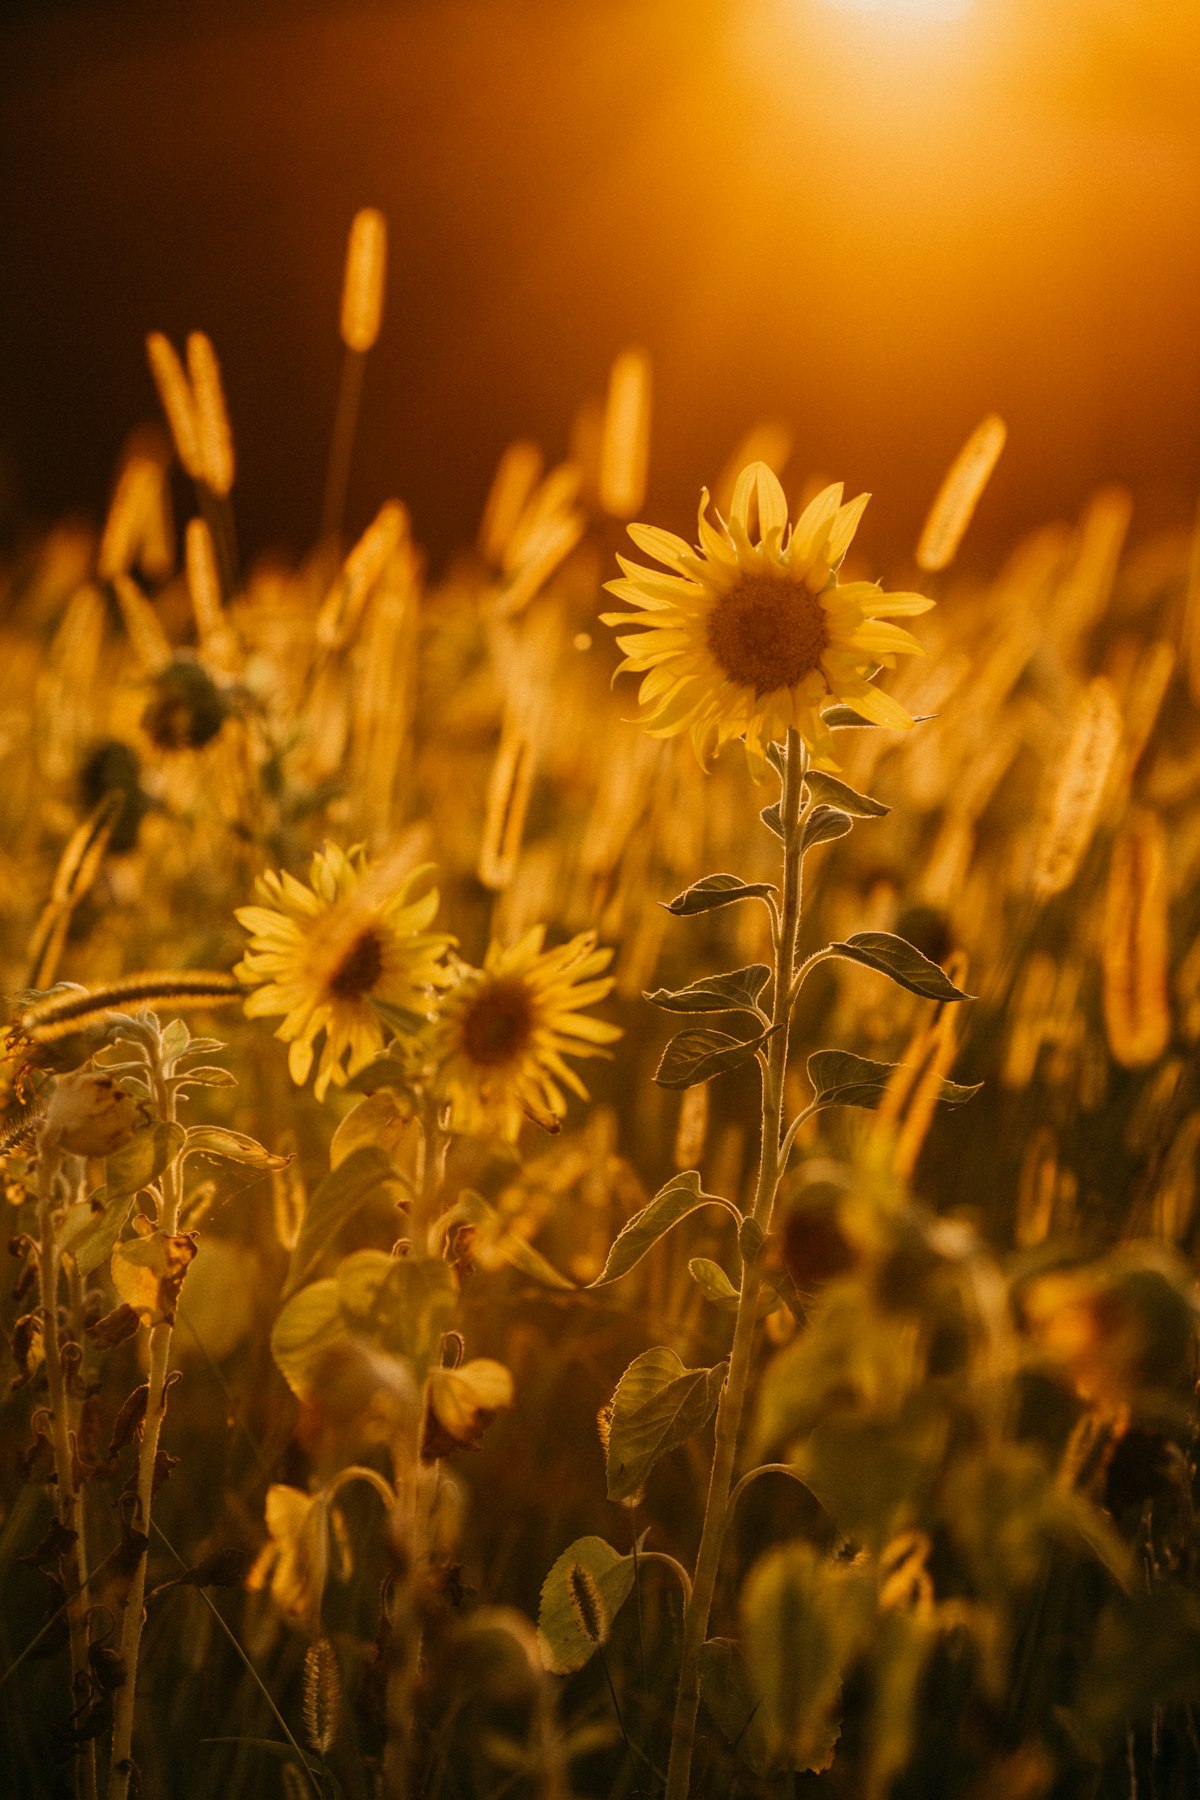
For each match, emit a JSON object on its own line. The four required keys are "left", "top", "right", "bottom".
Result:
{"left": 111, "top": 1229, "right": 197, "bottom": 1325}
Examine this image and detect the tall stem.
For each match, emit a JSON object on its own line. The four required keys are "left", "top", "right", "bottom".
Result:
{"left": 107, "top": 1065, "right": 181, "bottom": 1800}
{"left": 664, "top": 729, "right": 807, "bottom": 1800}
{"left": 37, "top": 1144, "right": 98, "bottom": 1800}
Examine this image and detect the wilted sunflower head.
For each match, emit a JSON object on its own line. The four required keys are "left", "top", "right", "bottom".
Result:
{"left": 433, "top": 926, "right": 620, "bottom": 1143}
{"left": 601, "top": 460, "right": 933, "bottom": 778}
{"left": 234, "top": 843, "right": 453, "bottom": 1101}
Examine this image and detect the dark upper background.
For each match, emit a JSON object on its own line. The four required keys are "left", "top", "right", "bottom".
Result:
{"left": 2, "top": 0, "right": 1199, "bottom": 573}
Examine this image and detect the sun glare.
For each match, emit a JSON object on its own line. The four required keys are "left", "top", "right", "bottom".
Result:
{"left": 821, "top": 0, "right": 972, "bottom": 17}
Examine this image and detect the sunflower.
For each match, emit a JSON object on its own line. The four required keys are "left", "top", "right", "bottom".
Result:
{"left": 234, "top": 843, "right": 453, "bottom": 1101}
{"left": 433, "top": 927, "right": 620, "bottom": 1142}
{"left": 601, "top": 460, "right": 933, "bottom": 776}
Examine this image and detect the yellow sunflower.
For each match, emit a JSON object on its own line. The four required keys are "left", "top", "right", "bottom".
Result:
{"left": 433, "top": 927, "right": 620, "bottom": 1142}
{"left": 234, "top": 844, "right": 453, "bottom": 1101}
{"left": 601, "top": 460, "right": 932, "bottom": 775}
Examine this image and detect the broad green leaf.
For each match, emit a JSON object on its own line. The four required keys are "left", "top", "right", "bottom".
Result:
{"left": 827, "top": 932, "right": 972, "bottom": 1002}
{"left": 804, "top": 772, "right": 890, "bottom": 817}
{"left": 368, "top": 1256, "right": 458, "bottom": 1373}
{"left": 606, "top": 1347, "right": 726, "bottom": 1501}
{"left": 185, "top": 1126, "right": 289, "bottom": 1170}
{"left": 794, "top": 1405, "right": 950, "bottom": 1549}
{"left": 865, "top": 1609, "right": 940, "bottom": 1796}
{"left": 654, "top": 1026, "right": 773, "bottom": 1090}
{"left": 741, "top": 1541, "right": 872, "bottom": 1773}
{"left": 591, "top": 1170, "right": 737, "bottom": 1287}
{"left": 699, "top": 1637, "right": 784, "bottom": 1778}
{"left": 62, "top": 1121, "right": 186, "bottom": 1276}
{"left": 285, "top": 1145, "right": 406, "bottom": 1295}
{"left": 537, "top": 1535, "right": 641, "bottom": 1674}
{"left": 270, "top": 1278, "right": 346, "bottom": 1398}
{"left": 334, "top": 1248, "right": 396, "bottom": 1322}
{"left": 644, "top": 964, "right": 771, "bottom": 1015}
{"left": 801, "top": 806, "right": 853, "bottom": 854}
{"left": 663, "top": 873, "right": 775, "bottom": 916}
{"left": 807, "top": 1049, "right": 982, "bottom": 1113}
{"left": 760, "top": 802, "right": 784, "bottom": 839}
{"left": 173, "top": 1064, "right": 237, "bottom": 1088}
{"left": 688, "top": 1256, "right": 738, "bottom": 1306}
{"left": 330, "top": 1090, "right": 415, "bottom": 1170}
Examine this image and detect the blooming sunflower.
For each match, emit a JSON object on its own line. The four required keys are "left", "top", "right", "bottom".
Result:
{"left": 234, "top": 844, "right": 453, "bottom": 1101}
{"left": 601, "top": 460, "right": 933, "bottom": 776}
{"left": 433, "top": 927, "right": 620, "bottom": 1142}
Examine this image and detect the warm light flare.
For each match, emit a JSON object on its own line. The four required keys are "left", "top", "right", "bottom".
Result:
{"left": 820, "top": 0, "right": 971, "bottom": 17}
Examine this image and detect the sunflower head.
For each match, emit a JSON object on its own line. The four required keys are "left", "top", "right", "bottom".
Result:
{"left": 234, "top": 843, "right": 453, "bottom": 1102}
{"left": 433, "top": 927, "right": 620, "bottom": 1143}
{"left": 601, "top": 461, "right": 933, "bottom": 778}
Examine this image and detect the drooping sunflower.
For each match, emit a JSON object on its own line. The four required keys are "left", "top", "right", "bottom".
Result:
{"left": 433, "top": 927, "right": 620, "bottom": 1142}
{"left": 601, "top": 460, "right": 933, "bottom": 775}
{"left": 234, "top": 843, "right": 453, "bottom": 1101}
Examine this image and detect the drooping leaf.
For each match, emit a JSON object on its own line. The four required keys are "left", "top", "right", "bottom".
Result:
{"left": 654, "top": 1026, "right": 773, "bottom": 1090}
{"left": 827, "top": 932, "right": 972, "bottom": 1002}
{"left": 184, "top": 1126, "right": 290, "bottom": 1171}
{"left": 800, "top": 806, "right": 854, "bottom": 855}
{"left": 591, "top": 1170, "right": 738, "bottom": 1287}
{"left": 644, "top": 964, "right": 771, "bottom": 1015}
{"left": 270, "top": 1279, "right": 346, "bottom": 1398}
{"left": 537, "top": 1535, "right": 641, "bottom": 1674}
{"left": 606, "top": 1347, "right": 726, "bottom": 1502}
{"left": 111, "top": 1229, "right": 197, "bottom": 1325}
{"left": 806, "top": 1049, "right": 982, "bottom": 1113}
{"left": 823, "top": 704, "right": 936, "bottom": 730}
{"left": 699, "top": 1638, "right": 785, "bottom": 1778}
{"left": 423, "top": 1360, "right": 514, "bottom": 1459}
{"left": 741, "top": 1541, "right": 872, "bottom": 1773}
{"left": 61, "top": 1121, "right": 187, "bottom": 1276}
{"left": 285, "top": 1145, "right": 406, "bottom": 1295}
{"left": 804, "top": 772, "right": 890, "bottom": 817}
{"left": 663, "top": 873, "right": 775, "bottom": 916}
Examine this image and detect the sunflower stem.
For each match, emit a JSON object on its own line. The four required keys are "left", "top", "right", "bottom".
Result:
{"left": 664, "top": 728, "right": 806, "bottom": 1800}
{"left": 107, "top": 1030, "right": 183, "bottom": 1800}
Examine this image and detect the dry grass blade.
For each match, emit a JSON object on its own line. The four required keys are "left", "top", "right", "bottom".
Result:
{"left": 1103, "top": 808, "right": 1171, "bottom": 1068}
{"left": 187, "top": 331, "right": 236, "bottom": 496}
{"left": 599, "top": 347, "right": 652, "bottom": 520}
{"left": 146, "top": 331, "right": 203, "bottom": 479}
{"left": 1030, "top": 678, "right": 1123, "bottom": 898}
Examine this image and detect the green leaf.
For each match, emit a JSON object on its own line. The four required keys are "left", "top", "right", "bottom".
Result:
{"left": 766, "top": 740, "right": 788, "bottom": 779}
{"left": 741, "top": 1541, "right": 872, "bottom": 1773}
{"left": 688, "top": 1256, "right": 738, "bottom": 1305}
{"left": 450, "top": 1191, "right": 575, "bottom": 1291}
{"left": 760, "top": 802, "right": 784, "bottom": 839}
{"left": 806, "top": 1049, "right": 982, "bottom": 1112}
{"left": 201, "top": 1738, "right": 342, "bottom": 1797}
{"left": 800, "top": 806, "right": 853, "bottom": 854}
{"left": 173, "top": 1064, "right": 237, "bottom": 1088}
{"left": 285, "top": 1145, "right": 406, "bottom": 1295}
{"left": 61, "top": 1121, "right": 186, "bottom": 1277}
{"left": 184, "top": 1126, "right": 290, "bottom": 1169}
{"left": 367, "top": 1256, "right": 458, "bottom": 1373}
{"left": 644, "top": 964, "right": 771, "bottom": 1015}
{"left": 270, "top": 1278, "right": 346, "bottom": 1399}
{"left": 591, "top": 1170, "right": 737, "bottom": 1287}
{"left": 827, "top": 932, "right": 972, "bottom": 1002}
{"left": 654, "top": 1026, "right": 773, "bottom": 1090}
{"left": 663, "top": 873, "right": 775, "bottom": 916}
{"left": 537, "top": 1535, "right": 641, "bottom": 1674}
{"left": 804, "top": 772, "right": 890, "bottom": 817}
{"left": 606, "top": 1347, "right": 726, "bottom": 1501}
{"left": 699, "top": 1638, "right": 784, "bottom": 1778}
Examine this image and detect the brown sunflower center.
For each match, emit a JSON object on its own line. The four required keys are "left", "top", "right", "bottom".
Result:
{"left": 460, "top": 976, "right": 535, "bottom": 1069}
{"left": 327, "top": 926, "right": 385, "bottom": 1002}
{"left": 706, "top": 574, "right": 828, "bottom": 696}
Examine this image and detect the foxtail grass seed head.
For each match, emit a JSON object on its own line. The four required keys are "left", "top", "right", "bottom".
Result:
{"left": 478, "top": 730, "right": 534, "bottom": 891}
{"left": 479, "top": 440, "right": 543, "bottom": 567}
{"left": 598, "top": 347, "right": 652, "bottom": 519}
{"left": 98, "top": 455, "right": 159, "bottom": 581}
{"left": 916, "top": 413, "right": 1007, "bottom": 573}
{"left": 1055, "top": 486, "right": 1133, "bottom": 647}
{"left": 340, "top": 207, "right": 388, "bottom": 352}
{"left": 567, "top": 1563, "right": 610, "bottom": 1647}
{"left": 21, "top": 971, "right": 242, "bottom": 1043}
{"left": 1030, "top": 678, "right": 1123, "bottom": 898}
{"left": 303, "top": 1638, "right": 342, "bottom": 1755}
{"left": 112, "top": 573, "right": 172, "bottom": 672}
{"left": 185, "top": 516, "right": 224, "bottom": 639}
{"left": 1104, "top": 808, "right": 1171, "bottom": 1068}
{"left": 186, "top": 331, "right": 236, "bottom": 495}
{"left": 146, "top": 331, "right": 203, "bottom": 479}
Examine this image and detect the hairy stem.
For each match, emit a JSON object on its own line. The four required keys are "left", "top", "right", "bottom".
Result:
{"left": 664, "top": 728, "right": 807, "bottom": 1800}
{"left": 107, "top": 1062, "right": 181, "bottom": 1800}
{"left": 37, "top": 1143, "right": 98, "bottom": 1800}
